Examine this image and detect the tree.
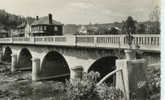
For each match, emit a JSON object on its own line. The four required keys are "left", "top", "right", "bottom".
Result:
{"left": 137, "top": 24, "right": 146, "bottom": 34}
{"left": 150, "top": 6, "right": 160, "bottom": 22}
{"left": 125, "top": 16, "right": 136, "bottom": 34}
{"left": 121, "top": 16, "right": 136, "bottom": 48}
{"left": 148, "top": 6, "right": 160, "bottom": 34}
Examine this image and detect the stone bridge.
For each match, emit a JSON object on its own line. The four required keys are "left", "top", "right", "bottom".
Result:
{"left": 0, "top": 34, "right": 160, "bottom": 80}
{"left": 0, "top": 34, "right": 160, "bottom": 100}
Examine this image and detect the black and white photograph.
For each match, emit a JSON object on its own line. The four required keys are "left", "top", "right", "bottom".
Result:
{"left": 0, "top": 0, "right": 161, "bottom": 100}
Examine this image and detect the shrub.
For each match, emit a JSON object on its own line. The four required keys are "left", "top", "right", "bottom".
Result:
{"left": 64, "top": 71, "right": 123, "bottom": 100}
{"left": 147, "top": 68, "right": 160, "bottom": 95}
{"left": 130, "top": 65, "right": 160, "bottom": 100}
{"left": 96, "top": 83, "right": 123, "bottom": 100}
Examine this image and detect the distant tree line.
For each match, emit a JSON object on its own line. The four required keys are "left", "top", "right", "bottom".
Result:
{"left": 75, "top": 18, "right": 160, "bottom": 35}
{"left": 74, "top": 6, "right": 160, "bottom": 35}
{"left": 0, "top": 9, "right": 34, "bottom": 30}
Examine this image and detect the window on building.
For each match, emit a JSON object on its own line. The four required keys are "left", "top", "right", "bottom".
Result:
{"left": 44, "top": 26, "right": 47, "bottom": 31}
{"left": 35, "top": 27, "right": 37, "bottom": 31}
{"left": 40, "top": 26, "right": 42, "bottom": 31}
{"left": 38, "top": 26, "right": 40, "bottom": 31}
{"left": 54, "top": 26, "right": 58, "bottom": 31}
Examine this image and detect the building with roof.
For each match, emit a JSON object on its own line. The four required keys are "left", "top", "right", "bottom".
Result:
{"left": 31, "top": 14, "right": 63, "bottom": 36}
{"left": 15, "top": 22, "right": 27, "bottom": 37}
{"left": 78, "top": 25, "right": 98, "bottom": 35}
{"left": 0, "top": 26, "right": 8, "bottom": 38}
{"left": 107, "top": 27, "right": 121, "bottom": 35}
{"left": 14, "top": 21, "right": 32, "bottom": 37}
{"left": 0, "top": 28, "right": 8, "bottom": 38}
{"left": 78, "top": 26, "right": 87, "bottom": 35}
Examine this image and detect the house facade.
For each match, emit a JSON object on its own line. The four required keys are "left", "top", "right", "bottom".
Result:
{"left": 15, "top": 22, "right": 26, "bottom": 37}
{"left": 31, "top": 14, "right": 63, "bottom": 36}
{"left": 0, "top": 28, "right": 8, "bottom": 38}
{"left": 14, "top": 22, "right": 32, "bottom": 37}
{"left": 0, "top": 25, "right": 8, "bottom": 38}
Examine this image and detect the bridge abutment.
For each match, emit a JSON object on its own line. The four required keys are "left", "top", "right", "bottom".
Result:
{"left": 116, "top": 50, "right": 147, "bottom": 100}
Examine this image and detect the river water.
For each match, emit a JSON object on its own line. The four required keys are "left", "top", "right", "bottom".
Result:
{"left": 0, "top": 63, "right": 66, "bottom": 100}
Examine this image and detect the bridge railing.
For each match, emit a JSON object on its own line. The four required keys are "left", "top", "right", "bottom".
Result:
{"left": 34, "top": 35, "right": 76, "bottom": 46}
{"left": 12, "top": 37, "right": 35, "bottom": 44}
{"left": 0, "top": 34, "right": 160, "bottom": 52}
{"left": 95, "top": 35, "right": 122, "bottom": 48}
{"left": 122, "top": 34, "right": 160, "bottom": 51}
{"left": 76, "top": 35, "right": 95, "bottom": 47}
{"left": 76, "top": 35, "right": 125, "bottom": 49}
{"left": 75, "top": 34, "right": 160, "bottom": 51}
{"left": 0, "top": 38, "right": 12, "bottom": 44}
{"left": 76, "top": 35, "right": 122, "bottom": 48}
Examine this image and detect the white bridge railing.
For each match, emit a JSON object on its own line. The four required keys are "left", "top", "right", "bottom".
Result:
{"left": 0, "top": 34, "right": 160, "bottom": 52}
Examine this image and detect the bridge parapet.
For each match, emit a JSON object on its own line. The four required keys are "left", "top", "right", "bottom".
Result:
{"left": 76, "top": 35, "right": 95, "bottom": 47}
{"left": 0, "top": 38, "right": 12, "bottom": 44}
{"left": 13, "top": 37, "right": 35, "bottom": 44}
{"left": 0, "top": 34, "right": 160, "bottom": 52}
{"left": 96, "top": 35, "right": 122, "bottom": 48}
{"left": 76, "top": 34, "right": 160, "bottom": 51}
{"left": 34, "top": 36, "right": 76, "bottom": 46}
{"left": 128, "top": 34, "right": 160, "bottom": 51}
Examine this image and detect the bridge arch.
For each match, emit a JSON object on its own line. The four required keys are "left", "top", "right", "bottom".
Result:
{"left": 40, "top": 51, "right": 70, "bottom": 81}
{"left": 17, "top": 48, "right": 32, "bottom": 70}
{"left": 88, "top": 56, "right": 118, "bottom": 84}
{"left": 2, "top": 46, "right": 12, "bottom": 63}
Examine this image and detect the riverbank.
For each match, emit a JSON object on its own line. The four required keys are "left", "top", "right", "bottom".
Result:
{"left": 0, "top": 63, "right": 65, "bottom": 100}
{"left": 0, "top": 62, "right": 160, "bottom": 100}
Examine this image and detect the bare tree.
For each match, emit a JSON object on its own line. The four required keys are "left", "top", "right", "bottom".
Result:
{"left": 149, "top": 6, "right": 160, "bottom": 22}
{"left": 148, "top": 6, "right": 160, "bottom": 34}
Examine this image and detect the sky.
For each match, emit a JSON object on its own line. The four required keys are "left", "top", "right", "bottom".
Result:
{"left": 0, "top": 0, "right": 160, "bottom": 24}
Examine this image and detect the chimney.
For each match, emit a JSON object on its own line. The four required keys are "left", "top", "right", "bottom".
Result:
{"left": 36, "top": 16, "right": 39, "bottom": 20}
{"left": 48, "top": 13, "right": 52, "bottom": 24}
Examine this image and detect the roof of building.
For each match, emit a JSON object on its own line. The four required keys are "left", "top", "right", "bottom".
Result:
{"left": 17, "top": 22, "right": 26, "bottom": 28}
{"left": 79, "top": 25, "right": 98, "bottom": 31}
{"left": 31, "top": 16, "right": 63, "bottom": 26}
{"left": 108, "top": 26, "right": 121, "bottom": 31}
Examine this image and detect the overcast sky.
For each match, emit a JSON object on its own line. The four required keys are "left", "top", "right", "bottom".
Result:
{"left": 0, "top": 0, "right": 160, "bottom": 24}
